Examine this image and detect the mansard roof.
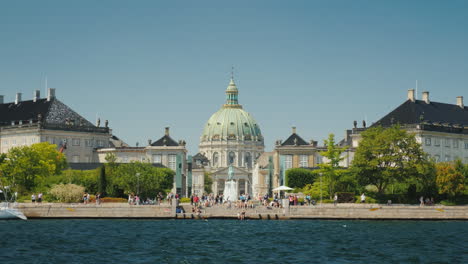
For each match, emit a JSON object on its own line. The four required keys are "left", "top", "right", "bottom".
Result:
{"left": 0, "top": 97, "right": 95, "bottom": 128}
{"left": 373, "top": 99, "right": 468, "bottom": 127}
{"left": 281, "top": 133, "right": 309, "bottom": 146}
{"left": 151, "top": 135, "right": 179, "bottom": 147}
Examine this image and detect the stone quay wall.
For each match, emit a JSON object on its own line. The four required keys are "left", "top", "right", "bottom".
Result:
{"left": 15, "top": 203, "right": 468, "bottom": 220}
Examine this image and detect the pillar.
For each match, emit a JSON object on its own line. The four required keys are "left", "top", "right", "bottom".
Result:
{"left": 245, "top": 180, "right": 249, "bottom": 195}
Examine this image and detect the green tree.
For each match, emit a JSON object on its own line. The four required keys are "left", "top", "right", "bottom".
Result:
{"left": 436, "top": 162, "right": 465, "bottom": 198}
{"left": 285, "top": 168, "right": 317, "bottom": 189}
{"left": 204, "top": 172, "right": 213, "bottom": 193}
{"left": 351, "top": 126, "right": 429, "bottom": 194}
{"left": 319, "top": 133, "right": 348, "bottom": 198}
{"left": 301, "top": 176, "right": 329, "bottom": 200}
{"left": 98, "top": 165, "right": 107, "bottom": 196}
{"left": 1, "top": 142, "right": 67, "bottom": 194}
{"left": 110, "top": 162, "right": 173, "bottom": 198}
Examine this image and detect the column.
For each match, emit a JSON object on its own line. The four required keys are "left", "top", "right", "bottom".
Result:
{"left": 213, "top": 179, "right": 218, "bottom": 195}
{"left": 245, "top": 180, "right": 249, "bottom": 195}
{"left": 236, "top": 180, "right": 240, "bottom": 198}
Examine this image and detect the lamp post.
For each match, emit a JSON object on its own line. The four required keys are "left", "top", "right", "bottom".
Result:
{"left": 136, "top": 173, "right": 140, "bottom": 196}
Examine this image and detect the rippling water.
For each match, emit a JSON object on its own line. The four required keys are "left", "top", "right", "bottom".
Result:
{"left": 1, "top": 219, "right": 467, "bottom": 263}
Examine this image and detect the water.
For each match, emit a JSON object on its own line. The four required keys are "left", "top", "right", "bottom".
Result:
{"left": 1, "top": 220, "right": 467, "bottom": 264}
{"left": 223, "top": 180, "right": 238, "bottom": 202}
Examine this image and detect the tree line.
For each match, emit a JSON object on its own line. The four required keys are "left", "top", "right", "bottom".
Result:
{"left": 0, "top": 143, "right": 174, "bottom": 202}
{"left": 286, "top": 126, "right": 468, "bottom": 205}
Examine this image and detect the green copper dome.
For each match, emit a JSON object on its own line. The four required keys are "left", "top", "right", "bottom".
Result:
{"left": 201, "top": 79, "right": 263, "bottom": 142}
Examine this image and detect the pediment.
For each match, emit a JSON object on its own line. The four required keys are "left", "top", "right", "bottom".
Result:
{"left": 212, "top": 166, "right": 250, "bottom": 176}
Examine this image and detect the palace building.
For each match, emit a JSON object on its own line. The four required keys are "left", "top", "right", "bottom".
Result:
{"left": 350, "top": 90, "right": 468, "bottom": 163}
{"left": 0, "top": 89, "right": 111, "bottom": 163}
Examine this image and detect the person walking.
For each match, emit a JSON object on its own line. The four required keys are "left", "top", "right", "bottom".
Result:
{"left": 360, "top": 193, "right": 366, "bottom": 203}
{"left": 419, "top": 196, "right": 424, "bottom": 207}
{"left": 333, "top": 193, "right": 338, "bottom": 206}
{"left": 31, "top": 193, "right": 36, "bottom": 204}
{"left": 37, "top": 192, "right": 43, "bottom": 203}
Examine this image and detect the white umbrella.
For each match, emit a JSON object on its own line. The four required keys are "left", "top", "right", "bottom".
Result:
{"left": 273, "top": 185, "right": 293, "bottom": 191}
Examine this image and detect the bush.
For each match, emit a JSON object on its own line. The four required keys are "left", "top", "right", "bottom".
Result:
{"left": 286, "top": 168, "right": 317, "bottom": 189}
{"left": 337, "top": 192, "right": 355, "bottom": 203}
{"left": 440, "top": 200, "right": 456, "bottom": 206}
{"left": 179, "top": 197, "right": 191, "bottom": 203}
{"left": 49, "top": 184, "right": 85, "bottom": 203}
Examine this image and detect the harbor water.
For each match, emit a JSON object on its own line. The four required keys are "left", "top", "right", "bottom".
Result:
{"left": 1, "top": 219, "right": 467, "bottom": 263}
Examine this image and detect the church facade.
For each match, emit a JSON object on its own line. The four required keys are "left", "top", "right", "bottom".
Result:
{"left": 193, "top": 78, "right": 265, "bottom": 196}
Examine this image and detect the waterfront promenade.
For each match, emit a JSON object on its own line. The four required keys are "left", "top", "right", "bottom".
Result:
{"left": 15, "top": 202, "right": 468, "bottom": 220}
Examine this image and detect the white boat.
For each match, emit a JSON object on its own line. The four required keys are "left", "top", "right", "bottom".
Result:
{"left": 0, "top": 203, "right": 27, "bottom": 220}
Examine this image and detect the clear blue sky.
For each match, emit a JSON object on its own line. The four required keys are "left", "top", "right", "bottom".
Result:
{"left": 1, "top": 0, "right": 468, "bottom": 154}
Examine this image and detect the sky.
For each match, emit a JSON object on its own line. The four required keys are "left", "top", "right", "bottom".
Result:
{"left": 1, "top": 0, "right": 468, "bottom": 154}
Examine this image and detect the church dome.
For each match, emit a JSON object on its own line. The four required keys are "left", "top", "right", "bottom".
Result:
{"left": 201, "top": 79, "right": 263, "bottom": 142}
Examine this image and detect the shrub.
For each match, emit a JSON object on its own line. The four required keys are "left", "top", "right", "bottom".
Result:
{"left": 337, "top": 192, "right": 355, "bottom": 203}
{"left": 286, "top": 168, "right": 317, "bottom": 188}
{"left": 49, "top": 184, "right": 85, "bottom": 203}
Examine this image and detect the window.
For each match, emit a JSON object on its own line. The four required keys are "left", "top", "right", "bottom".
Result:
{"left": 300, "top": 155, "right": 308, "bottom": 167}
{"left": 425, "top": 137, "right": 431, "bottom": 146}
{"left": 212, "top": 152, "right": 219, "bottom": 167}
{"left": 445, "top": 138, "right": 451, "bottom": 147}
{"left": 85, "top": 155, "right": 91, "bottom": 162}
{"left": 453, "top": 139, "right": 459, "bottom": 148}
{"left": 228, "top": 152, "right": 235, "bottom": 165}
{"left": 3, "top": 140, "right": 8, "bottom": 146}
{"left": 97, "top": 140, "right": 104, "bottom": 147}
{"left": 434, "top": 155, "right": 440, "bottom": 162}
{"left": 434, "top": 138, "right": 440, "bottom": 146}
{"left": 245, "top": 152, "right": 252, "bottom": 169}
{"left": 72, "top": 155, "right": 80, "bottom": 163}
{"left": 122, "top": 156, "right": 129, "bottom": 163}
{"left": 72, "top": 138, "right": 80, "bottom": 146}
{"left": 445, "top": 155, "right": 451, "bottom": 162}
{"left": 284, "top": 155, "right": 293, "bottom": 170}
{"left": 153, "top": 154, "right": 162, "bottom": 163}
{"left": 85, "top": 139, "right": 93, "bottom": 147}
{"left": 465, "top": 142, "right": 468, "bottom": 149}
{"left": 168, "top": 154, "right": 177, "bottom": 171}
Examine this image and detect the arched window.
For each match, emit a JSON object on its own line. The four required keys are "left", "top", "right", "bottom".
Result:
{"left": 245, "top": 152, "right": 252, "bottom": 169}
{"left": 212, "top": 152, "right": 219, "bottom": 167}
{"left": 228, "top": 151, "right": 236, "bottom": 165}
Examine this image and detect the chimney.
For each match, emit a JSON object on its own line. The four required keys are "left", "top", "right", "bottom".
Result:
{"left": 0, "top": 95, "right": 3, "bottom": 104}
{"left": 15, "top": 93, "right": 22, "bottom": 104}
{"left": 407, "top": 89, "right": 415, "bottom": 102}
{"left": 422, "top": 91, "right": 430, "bottom": 104}
{"left": 33, "top": 90, "right": 40, "bottom": 102}
{"left": 47, "top": 88, "right": 56, "bottom": 101}
{"left": 292, "top": 126, "right": 296, "bottom": 134}
{"left": 165, "top": 127, "right": 170, "bottom": 136}
{"left": 456, "top": 96, "right": 464, "bottom": 108}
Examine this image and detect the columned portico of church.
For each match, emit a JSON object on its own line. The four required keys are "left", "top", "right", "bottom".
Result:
{"left": 210, "top": 166, "right": 251, "bottom": 196}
